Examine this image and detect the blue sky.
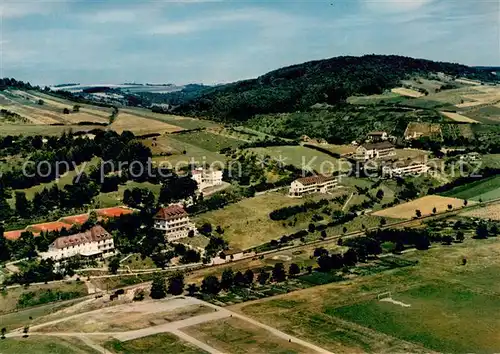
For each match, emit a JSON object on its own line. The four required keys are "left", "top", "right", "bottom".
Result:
{"left": 1, "top": 0, "right": 498, "bottom": 85}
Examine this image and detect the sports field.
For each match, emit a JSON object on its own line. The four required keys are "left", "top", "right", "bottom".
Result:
{"left": 442, "top": 175, "right": 500, "bottom": 202}
{"left": 232, "top": 237, "right": 500, "bottom": 352}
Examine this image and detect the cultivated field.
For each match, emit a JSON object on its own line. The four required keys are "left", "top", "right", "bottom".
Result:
{"left": 440, "top": 111, "right": 478, "bottom": 123}
{"left": 391, "top": 88, "right": 425, "bottom": 98}
{"left": 460, "top": 203, "right": 500, "bottom": 220}
{"left": 183, "top": 317, "right": 310, "bottom": 354}
{"left": 442, "top": 175, "right": 500, "bottom": 202}
{"left": 372, "top": 195, "right": 469, "bottom": 219}
{"left": 122, "top": 107, "right": 218, "bottom": 130}
{"left": 171, "top": 131, "right": 245, "bottom": 152}
{"left": 248, "top": 146, "right": 349, "bottom": 174}
{"left": 110, "top": 113, "right": 183, "bottom": 135}
{"left": 232, "top": 237, "right": 500, "bottom": 353}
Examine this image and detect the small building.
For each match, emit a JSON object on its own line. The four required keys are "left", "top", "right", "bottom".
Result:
{"left": 382, "top": 159, "right": 430, "bottom": 178}
{"left": 367, "top": 131, "right": 388, "bottom": 142}
{"left": 154, "top": 205, "right": 196, "bottom": 241}
{"left": 191, "top": 167, "right": 223, "bottom": 192}
{"left": 40, "top": 225, "right": 115, "bottom": 261}
{"left": 289, "top": 175, "right": 339, "bottom": 198}
{"left": 355, "top": 141, "right": 396, "bottom": 161}
{"left": 219, "top": 248, "right": 244, "bottom": 260}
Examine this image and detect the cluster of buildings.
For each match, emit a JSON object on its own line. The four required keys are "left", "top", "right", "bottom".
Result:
{"left": 191, "top": 167, "right": 223, "bottom": 192}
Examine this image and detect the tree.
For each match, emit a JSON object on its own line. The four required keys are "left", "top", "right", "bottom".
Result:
{"left": 380, "top": 218, "right": 387, "bottom": 227}
{"left": 464, "top": 200, "right": 468, "bottom": 207}
{"left": 243, "top": 269, "right": 254, "bottom": 285}
{"left": 150, "top": 273, "right": 167, "bottom": 299}
{"left": 220, "top": 269, "right": 234, "bottom": 290}
{"left": 308, "top": 223, "right": 316, "bottom": 233}
{"left": 475, "top": 224, "right": 489, "bottom": 239}
{"left": 14, "top": 191, "right": 30, "bottom": 218}
{"left": 87, "top": 210, "right": 98, "bottom": 227}
{"left": 63, "top": 108, "right": 70, "bottom": 114}
{"left": 343, "top": 248, "right": 358, "bottom": 266}
{"left": 456, "top": 231, "right": 465, "bottom": 243}
{"left": 199, "top": 223, "right": 213, "bottom": 236}
{"left": 233, "top": 271, "right": 246, "bottom": 287}
{"left": 73, "top": 104, "right": 80, "bottom": 112}
{"left": 1, "top": 327, "right": 5, "bottom": 339}
{"left": 415, "top": 209, "right": 422, "bottom": 218}
{"left": 108, "top": 256, "right": 121, "bottom": 274}
{"left": 22, "top": 326, "right": 29, "bottom": 338}
{"left": 447, "top": 204, "right": 453, "bottom": 211}
{"left": 490, "top": 224, "right": 499, "bottom": 236}
{"left": 442, "top": 235, "right": 453, "bottom": 245}
{"left": 432, "top": 207, "right": 437, "bottom": 214}
{"left": 288, "top": 263, "right": 300, "bottom": 277}
{"left": 201, "top": 275, "right": 221, "bottom": 295}
{"left": 187, "top": 283, "right": 199, "bottom": 296}
{"left": 342, "top": 227, "right": 348, "bottom": 234}
{"left": 167, "top": 273, "right": 185, "bottom": 295}
{"left": 376, "top": 189, "right": 384, "bottom": 199}
{"left": 37, "top": 99, "right": 44, "bottom": 105}
{"left": 320, "top": 230, "right": 327, "bottom": 238}
{"left": 257, "top": 269, "right": 270, "bottom": 285}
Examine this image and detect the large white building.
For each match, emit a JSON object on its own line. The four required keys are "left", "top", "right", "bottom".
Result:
{"left": 154, "top": 205, "right": 196, "bottom": 241}
{"left": 191, "top": 168, "right": 223, "bottom": 192}
{"left": 355, "top": 141, "right": 396, "bottom": 161}
{"left": 382, "top": 159, "right": 430, "bottom": 178}
{"left": 289, "top": 175, "right": 339, "bottom": 198}
{"left": 40, "top": 225, "right": 115, "bottom": 261}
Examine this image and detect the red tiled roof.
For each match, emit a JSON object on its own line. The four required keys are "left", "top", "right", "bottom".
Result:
{"left": 296, "top": 175, "right": 336, "bottom": 186}
{"left": 51, "top": 225, "right": 112, "bottom": 250}
{"left": 154, "top": 205, "right": 188, "bottom": 221}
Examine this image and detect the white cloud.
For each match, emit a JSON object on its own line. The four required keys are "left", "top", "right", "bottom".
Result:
{"left": 364, "top": 0, "right": 434, "bottom": 13}
{"left": 0, "top": 0, "right": 66, "bottom": 19}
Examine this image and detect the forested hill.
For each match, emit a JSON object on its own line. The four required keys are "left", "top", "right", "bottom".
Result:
{"left": 172, "top": 55, "right": 498, "bottom": 121}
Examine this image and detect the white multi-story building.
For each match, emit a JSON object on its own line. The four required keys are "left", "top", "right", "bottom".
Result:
{"left": 191, "top": 168, "right": 223, "bottom": 192}
{"left": 154, "top": 205, "right": 197, "bottom": 241}
{"left": 289, "top": 175, "right": 339, "bottom": 198}
{"left": 355, "top": 141, "right": 396, "bottom": 161}
{"left": 382, "top": 159, "right": 430, "bottom": 178}
{"left": 367, "top": 131, "right": 388, "bottom": 142}
{"left": 40, "top": 225, "right": 115, "bottom": 261}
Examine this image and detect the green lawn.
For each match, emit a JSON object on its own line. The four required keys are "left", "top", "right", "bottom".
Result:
{"left": 95, "top": 181, "right": 161, "bottom": 208}
{"left": 441, "top": 175, "right": 500, "bottom": 201}
{"left": 331, "top": 283, "right": 500, "bottom": 353}
{"left": 248, "top": 146, "right": 348, "bottom": 174}
{"left": 105, "top": 333, "right": 206, "bottom": 354}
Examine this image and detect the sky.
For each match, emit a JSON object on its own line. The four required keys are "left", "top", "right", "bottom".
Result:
{"left": 1, "top": 0, "right": 499, "bottom": 86}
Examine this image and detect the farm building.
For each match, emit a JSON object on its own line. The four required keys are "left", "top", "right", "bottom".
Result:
{"left": 40, "top": 225, "right": 115, "bottom": 261}
{"left": 154, "top": 205, "right": 197, "bottom": 241}
{"left": 289, "top": 175, "right": 339, "bottom": 198}
{"left": 355, "top": 141, "right": 396, "bottom": 161}
{"left": 367, "top": 131, "right": 388, "bottom": 142}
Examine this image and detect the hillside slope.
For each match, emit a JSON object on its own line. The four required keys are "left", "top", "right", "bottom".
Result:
{"left": 172, "top": 55, "right": 498, "bottom": 121}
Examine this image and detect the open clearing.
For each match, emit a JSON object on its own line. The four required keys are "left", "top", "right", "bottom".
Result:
{"left": 460, "top": 203, "right": 500, "bottom": 220}
{"left": 232, "top": 237, "right": 500, "bottom": 353}
{"left": 0, "top": 336, "right": 98, "bottom": 354}
{"left": 171, "top": 131, "right": 246, "bottom": 152}
{"left": 372, "top": 195, "right": 469, "bottom": 219}
{"left": 440, "top": 111, "right": 479, "bottom": 123}
{"left": 391, "top": 88, "right": 424, "bottom": 98}
{"left": 105, "top": 333, "right": 206, "bottom": 354}
{"left": 441, "top": 175, "right": 500, "bottom": 202}
{"left": 35, "top": 298, "right": 211, "bottom": 333}
{"left": 183, "top": 317, "right": 310, "bottom": 353}
{"left": 248, "top": 146, "right": 348, "bottom": 174}
{"left": 195, "top": 192, "right": 333, "bottom": 250}
{"left": 122, "top": 107, "right": 218, "bottom": 130}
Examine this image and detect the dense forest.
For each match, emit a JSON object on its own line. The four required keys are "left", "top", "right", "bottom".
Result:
{"left": 169, "top": 55, "right": 499, "bottom": 121}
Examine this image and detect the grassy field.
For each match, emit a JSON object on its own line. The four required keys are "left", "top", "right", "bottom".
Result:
{"left": 441, "top": 175, "right": 500, "bottom": 202}
{"left": 461, "top": 203, "right": 500, "bottom": 220}
{"left": 110, "top": 113, "right": 183, "bottom": 135}
{"left": 0, "top": 124, "right": 102, "bottom": 136}
{"left": 105, "top": 333, "right": 206, "bottom": 354}
{"left": 232, "top": 236, "right": 500, "bottom": 353}
{"left": 248, "top": 146, "right": 348, "bottom": 174}
{"left": 347, "top": 92, "right": 406, "bottom": 105}
{"left": 170, "top": 131, "right": 245, "bottom": 152}
{"left": 440, "top": 111, "right": 479, "bottom": 123}
{"left": 391, "top": 88, "right": 424, "bottom": 98}
{"left": 194, "top": 191, "right": 333, "bottom": 250}
{"left": 0, "top": 336, "right": 99, "bottom": 354}
{"left": 183, "top": 317, "right": 310, "bottom": 353}
{"left": 95, "top": 181, "right": 162, "bottom": 208}
{"left": 122, "top": 107, "right": 218, "bottom": 130}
